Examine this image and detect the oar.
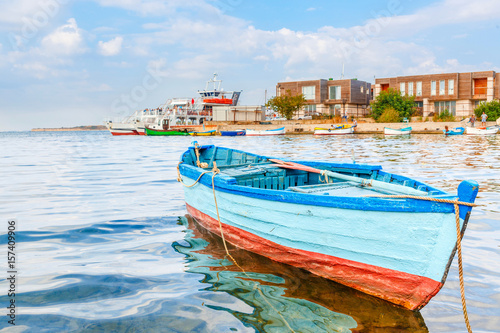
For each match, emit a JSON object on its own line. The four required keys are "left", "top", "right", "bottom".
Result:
{"left": 269, "top": 159, "right": 429, "bottom": 196}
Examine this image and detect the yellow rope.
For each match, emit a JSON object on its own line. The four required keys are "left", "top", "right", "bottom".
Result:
{"left": 371, "top": 195, "right": 473, "bottom": 332}
{"left": 179, "top": 161, "right": 295, "bottom": 332}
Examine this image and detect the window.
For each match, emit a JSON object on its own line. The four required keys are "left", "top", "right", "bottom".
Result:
{"left": 360, "top": 86, "right": 364, "bottom": 93}
{"left": 431, "top": 81, "right": 436, "bottom": 96}
{"left": 329, "top": 104, "right": 342, "bottom": 116}
{"left": 439, "top": 80, "right": 445, "bottom": 95}
{"left": 408, "top": 82, "right": 414, "bottom": 96}
{"left": 329, "top": 86, "right": 341, "bottom": 100}
{"left": 304, "top": 105, "right": 316, "bottom": 112}
{"left": 434, "top": 101, "right": 456, "bottom": 116}
{"left": 400, "top": 82, "right": 405, "bottom": 96}
{"left": 474, "top": 100, "right": 486, "bottom": 108}
{"left": 416, "top": 82, "right": 422, "bottom": 96}
{"left": 448, "top": 80, "right": 454, "bottom": 95}
{"left": 302, "top": 86, "right": 315, "bottom": 100}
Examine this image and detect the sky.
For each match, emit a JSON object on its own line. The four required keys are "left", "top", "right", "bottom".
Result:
{"left": 1, "top": 0, "right": 500, "bottom": 131}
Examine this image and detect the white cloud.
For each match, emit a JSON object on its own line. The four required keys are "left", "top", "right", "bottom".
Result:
{"left": 98, "top": 36, "right": 123, "bottom": 56}
{"left": 0, "top": 0, "right": 63, "bottom": 25}
{"left": 41, "top": 18, "right": 86, "bottom": 56}
{"left": 94, "top": 0, "right": 214, "bottom": 16}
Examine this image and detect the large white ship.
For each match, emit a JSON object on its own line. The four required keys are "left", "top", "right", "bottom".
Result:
{"left": 105, "top": 74, "right": 241, "bottom": 136}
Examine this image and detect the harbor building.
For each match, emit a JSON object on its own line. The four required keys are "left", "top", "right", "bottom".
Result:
{"left": 276, "top": 79, "right": 372, "bottom": 118}
{"left": 374, "top": 71, "right": 500, "bottom": 117}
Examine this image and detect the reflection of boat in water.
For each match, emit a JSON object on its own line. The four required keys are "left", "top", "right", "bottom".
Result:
{"left": 174, "top": 215, "right": 429, "bottom": 333}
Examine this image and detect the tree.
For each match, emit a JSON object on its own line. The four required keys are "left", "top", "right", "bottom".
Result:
{"left": 266, "top": 90, "right": 307, "bottom": 120}
{"left": 370, "top": 88, "right": 415, "bottom": 122}
{"left": 474, "top": 100, "right": 500, "bottom": 121}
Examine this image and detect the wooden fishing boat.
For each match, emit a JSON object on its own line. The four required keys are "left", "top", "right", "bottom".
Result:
{"left": 144, "top": 126, "right": 189, "bottom": 136}
{"left": 177, "top": 144, "right": 478, "bottom": 310}
{"left": 314, "top": 125, "right": 354, "bottom": 135}
{"left": 443, "top": 127, "right": 465, "bottom": 136}
{"left": 465, "top": 126, "right": 499, "bottom": 135}
{"left": 220, "top": 130, "right": 246, "bottom": 136}
{"left": 384, "top": 127, "right": 412, "bottom": 135}
{"left": 188, "top": 129, "right": 216, "bottom": 136}
{"left": 245, "top": 126, "right": 285, "bottom": 136}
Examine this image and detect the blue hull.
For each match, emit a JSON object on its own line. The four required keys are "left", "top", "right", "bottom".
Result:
{"left": 220, "top": 130, "right": 246, "bottom": 136}
{"left": 444, "top": 127, "right": 465, "bottom": 135}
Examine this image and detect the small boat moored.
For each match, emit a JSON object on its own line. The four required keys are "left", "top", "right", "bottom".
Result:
{"left": 314, "top": 125, "right": 354, "bottom": 135}
{"left": 443, "top": 126, "right": 465, "bottom": 136}
{"left": 384, "top": 126, "right": 412, "bottom": 136}
{"left": 188, "top": 129, "right": 216, "bottom": 136}
{"left": 144, "top": 127, "right": 189, "bottom": 136}
{"left": 177, "top": 144, "right": 478, "bottom": 310}
{"left": 220, "top": 130, "right": 246, "bottom": 136}
{"left": 465, "top": 126, "right": 499, "bottom": 135}
{"left": 245, "top": 126, "right": 285, "bottom": 136}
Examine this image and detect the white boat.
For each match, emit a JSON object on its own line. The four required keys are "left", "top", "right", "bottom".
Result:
{"left": 245, "top": 127, "right": 286, "bottom": 136}
{"left": 384, "top": 126, "right": 412, "bottom": 136}
{"left": 106, "top": 108, "right": 166, "bottom": 136}
{"left": 105, "top": 121, "right": 139, "bottom": 136}
{"left": 465, "top": 126, "right": 499, "bottom": 135}
{"left": 314, "top": 125, "right": 354, "bottom": 135}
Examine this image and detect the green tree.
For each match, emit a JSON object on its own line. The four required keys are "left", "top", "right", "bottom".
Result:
{"left": 266, "top": 90, "right": 307, "bottom": 120}
{"left": 377, "top": 107, "right": 400, "bottom": 123}
{"left": 474, "top": 100, "right": 500, "bottom": 121}
{"left": 370, "top": 88, "right": 415, "bottom": 122}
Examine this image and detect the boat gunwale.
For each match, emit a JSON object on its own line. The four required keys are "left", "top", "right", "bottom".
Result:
{"left": 178, "top": 146, "right": 465, "bottom": 215}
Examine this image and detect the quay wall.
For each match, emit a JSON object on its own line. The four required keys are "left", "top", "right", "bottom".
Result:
{"left": 208, "top": 120, "right": 497, "bottom": 134}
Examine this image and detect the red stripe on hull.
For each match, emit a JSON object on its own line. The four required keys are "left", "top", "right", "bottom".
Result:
{"left": 109, "top": 131, "right": 139, "bottom": 136}
{"left": 186, "top": 203, "right": 442, "bottom": 310}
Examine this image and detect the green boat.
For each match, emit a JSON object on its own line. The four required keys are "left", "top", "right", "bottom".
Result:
{"left": 144, "top": 126, "right": 189, "bottom": 136}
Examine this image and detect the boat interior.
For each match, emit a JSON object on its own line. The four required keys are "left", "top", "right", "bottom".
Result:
{"left": 182, "top": 145, "right": 444, "bottom": 196}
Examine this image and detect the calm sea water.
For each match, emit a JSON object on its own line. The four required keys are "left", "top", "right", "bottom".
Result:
{"left": 1, "top": 131, "right": 499, "bottom": 332}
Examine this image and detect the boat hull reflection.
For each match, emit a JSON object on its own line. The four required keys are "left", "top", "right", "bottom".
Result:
{"left": 175, "top": 215, "right": 428, "bottom": 333}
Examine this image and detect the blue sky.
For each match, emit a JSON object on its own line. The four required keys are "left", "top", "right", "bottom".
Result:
{"left": 1, "top": 0, "right": 500, "bottom": 130}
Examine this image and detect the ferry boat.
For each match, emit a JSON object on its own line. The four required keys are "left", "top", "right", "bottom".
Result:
{"left": 107, "top": 73, "right": 241, "bottom": 136}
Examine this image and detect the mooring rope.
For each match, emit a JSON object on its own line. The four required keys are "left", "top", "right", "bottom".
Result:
{"left": 178, "top": 162, "right": 296, "bottom": 332}
{"left": 370, "top": 195, "right": 474, "bottom": 333}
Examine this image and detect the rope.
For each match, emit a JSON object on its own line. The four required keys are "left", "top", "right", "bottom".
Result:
{"left": 176, "top": 161, "right": 211, "bottom": 187}
{"left": 454, "top": 201, "right": 473, "bottom": 333}
{"left": 179, "top": 161, "right": 295, "bottom": 332}
{"left": 370, "top": 195, "right": 473, "bottom": 332}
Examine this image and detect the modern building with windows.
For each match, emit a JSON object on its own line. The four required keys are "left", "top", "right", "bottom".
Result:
{"left": 374, "top": 71, "right": 500, "bottom": 117}
{"left": 276, "top": 78, "right": 372, "bottom": 118}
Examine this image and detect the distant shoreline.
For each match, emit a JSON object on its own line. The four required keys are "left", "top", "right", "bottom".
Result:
{"left": 31, "top": 125, "right": 107, "bottom": 132}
